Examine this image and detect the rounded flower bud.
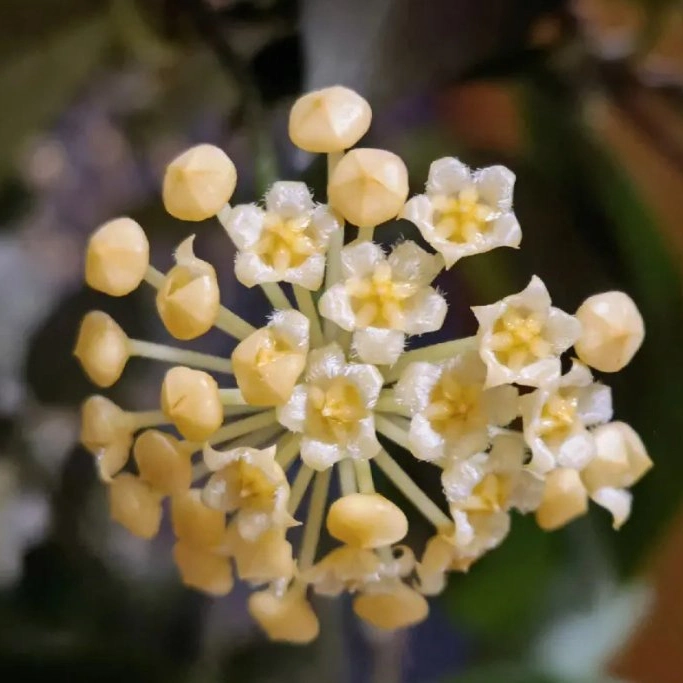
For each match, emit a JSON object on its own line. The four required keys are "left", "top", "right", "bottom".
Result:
{"left": 74, "top": 311, "right": 130, "bottom": 387}
{"left": 85, "top": 218, "right": 149, "bottom": 296}
{"left": 160, "top": 366, "right": 223, "bottom": 441}
{"left": 173, "top": 541, "right": 234, "bottom": 596}
{"left": 535, "top": 468, "right": 588, "bottom": 531}
{"left": 156, "top": 237, "right": 220, "bottom": 340}
{"left": 134, "top": 430, "right": 193, "bottom": 496}
{"left": 326, "top": 493, "right": 408, "bottom": 549}
{"left": 288, "top": 86, "right": 371, "bottom": 153}
{"left": 80, "top": 395, "right": 134, "bottom": 480}
{"left": 109, "top": 473, "right": 163, "bottom": 539}
{"left": 353, "top": 582, "right": 429, "bottom": 631}
{"left": 248, "top": 589, "right": 319, "bottom": 644}
{"left": 171, "top": 489, "right": 226, "bottom": 549}
{"left": 574, "top": 291, "right": 644, "bottom": 372}
{"left": 232, "top": 528, "right": 295, "bottom": 585}
{"left": 581, "top": 421, "right": 652, "bottom": 492}
{"left": 328, "top": 148, "right": 409, "bottom": 228}
{"left": 162, "top": 144, "right": 237, "bottom": 221}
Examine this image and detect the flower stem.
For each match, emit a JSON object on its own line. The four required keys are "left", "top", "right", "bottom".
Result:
{"left": 188, "top": 422, "right": 282, "bottom": 456}
{"left": 287, "top": 464, "right": 315, "bottom": 515}
{"left": 299, "top": 469, "right": 331, "bottom": 570}
{"left": 218, "top": 388, "right": 245, "bottom": 405}
{"left": 375, "top": 391, "right": 410, "bottom": 416}
{"left": 207, "top": 410, "right": 276, "bottom": 445}
{"left": 129, "top": 409, "right": 169, "bottom": 429}
{"left": 129, "top": 339, "right": 233, "bottom": 374}
{"left": 260, "top": 282, "right": 292, "bottom": 310}
{"left": 293, "top": 285, "right": 324, "bottom": 348}
{"left": 374, "top": 450, "right": 451, "bottom": 529}
{"left": 374, "top": 414, "right": 411, "bottom": 451}
{"left": 275, "top": 432, "right": 302, "bottom": 470}
{"left": 353, "top": 459, "right": 374, "bottom": 494}
{"left": 357, "top": 226, "right": 374, "bottom": 243}
{"left": 383, "top": 337, "right": 477, "bottom": 383}
{"left": 324, "top": 151, "right": 344, "bottom": 343}
{"left": 214, "top": 306, "right": 256, "bottom": 340}
{"left": 144, "top": 265, "right": 165, "bottom": 289}
{"left": 338, "top": 459, "right": 356, "bottom": 496}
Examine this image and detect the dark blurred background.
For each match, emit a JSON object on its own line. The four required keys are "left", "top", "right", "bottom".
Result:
{"left": 1, "top": 1, "right": 682, "bottom": 681}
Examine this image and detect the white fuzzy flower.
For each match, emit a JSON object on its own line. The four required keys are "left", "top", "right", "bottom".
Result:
{"left": 401, "top": 157, "right": 521, "bottom": 268}
{"left": 521, "top": 361, "right": 612, "bottom": 475}
{"left": 219, "top": 181, "right": 341, "bottom": 290}
{"left": 394, "top": 350, "right": 518, "bottom": 462}
{"left": 276, "top": 343, "right": 382, "bottom": 470}
{"left": 318, "top": 241, "right": 447, "bottom": 365}
{"left": 472, "top": 276, "right": 581, "bottom": 388}
{"left": 201, "top": 445, "right": 296, "bottom": 541}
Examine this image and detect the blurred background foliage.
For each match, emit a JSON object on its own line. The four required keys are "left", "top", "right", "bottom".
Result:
{"left": 1, "top": 0, "right": 682, "bottom": 681}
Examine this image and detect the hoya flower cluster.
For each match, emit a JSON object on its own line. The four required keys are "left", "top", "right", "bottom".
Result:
{"left": 76, "top": 86, "right": 650, "bottom": 643}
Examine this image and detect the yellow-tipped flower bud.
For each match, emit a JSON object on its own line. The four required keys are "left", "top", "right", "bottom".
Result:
{"left": 173, "top": 541, "right": 234, "bottom": 596}
{"left": 171, "top": 489, "right": 226, "bottom": 549}
{"left": 74, "top": 311, "right": 130, "bottom": 387}
{"left": 160, "top": 366, "right": 223, "bottom": 441}
{"left": 134, "top": 429, "right": 193, "bottom": 496}
{"left": 574, "top": 291, "right": 644, "bottom": 372}
{"left": 80, "top": 395, "right": 134, "bottom": 480}
{"left": 288, "top": 86, "right": 372, "bottom": 153}
{"left": 232, "top": 310, "right": 309, "bottom": 406}
{"left": 162, "top": 144, "right": 237, "bottom": 221}
{"left": 231, "top": 527, "right": 296, "bottom": 585}
{"left": 248, "top": 589, "right": 320, "bottom": 644}
{"left": 156, "top": 237, "right": 220, "bottom": 340}
{"left": 581, "top": 421, "right": 652, "bottom": 491}
{"left": 536, "top": 468, "right": 588, "bottom": 531}
{"left": 327, "top": 492, "right": 408, "bottom": 549}
{"left": 328, "top": 148, "right": 409, "bottom": 228}
{"left": 85, "top": 217, "right": 149, "bottom": 296}
{"left": 109, "top": 473, "right": 163, "bottom": 539}
{"left": 353, "top": 582, "right": 429, "bottom": 631}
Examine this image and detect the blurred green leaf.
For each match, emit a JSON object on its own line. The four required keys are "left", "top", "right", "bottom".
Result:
{"left": 444, "top": 515, "right": 556, "bottom": 644}
{"left": 0, "top": 16, "right": 109, "bottom": 179}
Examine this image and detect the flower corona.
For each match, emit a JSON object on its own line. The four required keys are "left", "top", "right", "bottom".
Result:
{"left": 76, "top": 85, "right": 650, "bottom": 644}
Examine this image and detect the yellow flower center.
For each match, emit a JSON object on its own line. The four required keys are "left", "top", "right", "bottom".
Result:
{"left": 432, "top": 187, "right": 497, "bottom": 244}
{"left": 423, "top": 371, "right": 485, "bottom": 438}
{"left": 306, "top": 378, "right": 367, "bottom": 443}
{"left": 234, "top": 461, "right": 277, "bottom": 509}
{"left": 489, "top": 307, "right": 551, "bottom": 370}
{"left": 345, "top": 262, "right": 418, "bottom": 328}
{"left": 254, "top": 213, "right": 317, "bottom": 272}
{"left": 461, "top": 473, "right": 510, "bottom": 512}
{"left": 254, "top": 331, "right": 291, "bottom": 367}
{"left": 537, "top": 391, "right": 579, "bottom": 442}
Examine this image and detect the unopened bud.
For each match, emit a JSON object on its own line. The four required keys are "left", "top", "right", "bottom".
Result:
{"left": 536, "top": 468, "right": 588, "bottom": 531}
{"left": 109, "top": 473, "right": 163, "bottom": 539}
{"left": 74, "top": 311, "right": 129, "bottom": 387}
{"left": 171, "top": 489, "right": 226, "bottom": 549}
{"left": 574, "top": 291, "right": 644, "bottom": 372}
{"left": 85, "top": 218, "right": 149, "bottom": 296}
{"left": 353, "top": 582, "right": 429, "bottom": 631}
{"left": 173, "top": 541, "right": 234, "bottom": 596}
{"left": 156, "top": 237, "right": 220, "bottom": 340}
{"left": 160, "top": 366, "right": 223, "bottom": 441}
{"left": 327, "top": 492, "right": 408, "bottom": 549}
{"left": 134, "top": 429, "right": 193, "bottom": 496}
{"left": 162, "top": 144, "right": 237, "bottom": 221}
{"left": 248, "top": 589, "right": 320, "bottom": 644}
{"left": 288, "top": 86, "right": 371, "bottom": 153}
{"left": 328, "top": 148, "right": 409, "bottom": 228}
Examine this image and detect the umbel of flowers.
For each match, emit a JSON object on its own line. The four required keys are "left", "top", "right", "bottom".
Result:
{"left": 75, "top": 86, "right": 650, "bottom": 643}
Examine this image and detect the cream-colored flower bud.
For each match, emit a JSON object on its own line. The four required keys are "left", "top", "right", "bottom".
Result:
{"left": 134, "top": 430, "right": 193, "bottom": 496}
{"left": 328, "top": 148, "right": 409, "bottom": 228}
{"left": 232, "top": 528, "right": 295, "bottom": 585}
{"left": 162, "top": 144, "right": 237, "bottom": 221}
{"left": 232, "top": 310, "right": 309, "bottom": 406}
{"left": 74, "top": 311, "right": 130, "bottom": 387}
{"left": 156, "top": 237, "right": 220, "bottom": 340}
{"left": 109, "top": 473, "right": 163, "bottom": 539}
{"left": 353, "top": 582, "right": 429, "bottom": 631}
{"left": 582, "top": 421, "right": 652, "bottom": 491}
{"left": 173, "top": 541, "right": 234, "bottom": 596}
{"left": 160, "top": 366, "right": 223, "bottom": 441}
{"left": 80, "top": 395, "right": 134, "bottom": 480}
{"left": 171, "top": 489, "right": 226, "bottom": 549}
{"left": 326, "top": 493, "right": 408, "bottom": 549}
{"left": 288, "top": 86, "right": 371, "bottom": 153}
{"left": 248, "top": 589, "right": 320, "bottom": 644}
{"left": 574, "top": 291, "right": 644, "bottom": 372}
{"left": 536, "top": 468, "right": 588, "bottom": 531}
{"left": 85, "top": 218, "right": 149, "bottom": 296}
